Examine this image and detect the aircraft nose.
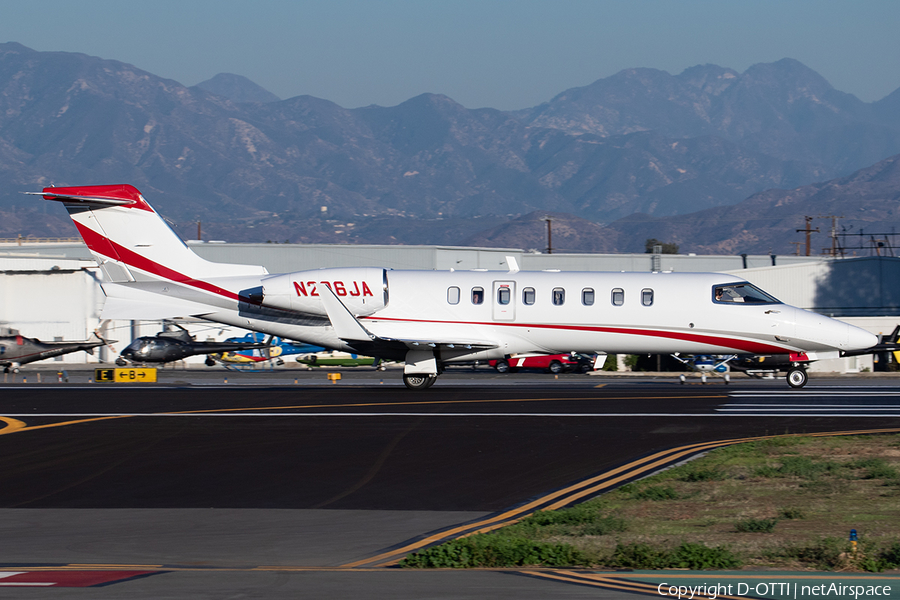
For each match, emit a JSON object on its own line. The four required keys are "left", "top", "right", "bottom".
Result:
{"left": 846, "top": 324, "right": 878, "bottom": 351}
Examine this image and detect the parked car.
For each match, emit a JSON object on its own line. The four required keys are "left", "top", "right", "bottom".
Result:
{"left": 489, "top": 353, "right": 598, "bottom": 374}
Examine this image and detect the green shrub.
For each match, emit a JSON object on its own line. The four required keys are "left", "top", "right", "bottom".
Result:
{"left": 779, "top": 507, "right": 805, "bottom": 520}
{"left": 767, "top": 537, "right": 848, "bottom": 570}
{"left": 633, "top": 485, "right": 679, "bottom": 501}
{"left": 521, "top": 506, "right": 627, "bottom": 536}
{"left": 878, "top": 542, "right": 900, "bottom": 569}
{"left": 525, "top": 505, "right": 597, "bottom": 526}
{"left": 669, "top": 542, "right": 742, "bottom": 570}
{"left": 400, "top": 535, "right": 588, "bottom": 568}
{"left": 609, "top": 543, "right": 671, "bottom": 569}
{"left": 610, "top": 542, "right": 741, "bottom": 570}
{"left": 735, "top": 518, "right": 778, "bottom": 533}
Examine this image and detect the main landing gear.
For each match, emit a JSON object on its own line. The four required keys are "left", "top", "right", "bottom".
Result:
{"left": 403, "top": 373, "right": 438, "bottom": 390}
{"left": 786, "top": 366, "right": 808, "bottom": 389}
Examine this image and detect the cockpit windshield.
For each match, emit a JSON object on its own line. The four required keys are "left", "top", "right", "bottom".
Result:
{"left": 713, "top": 283, "right": 780, "bottom": 304}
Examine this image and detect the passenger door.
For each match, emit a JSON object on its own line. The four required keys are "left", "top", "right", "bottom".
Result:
{"left": 492, "top": 281, "right": 516, "bottom": 321}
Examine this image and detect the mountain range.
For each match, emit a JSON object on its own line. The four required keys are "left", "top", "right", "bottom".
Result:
{"left": 1, "top": 42, "right": 899, "bottom": 255}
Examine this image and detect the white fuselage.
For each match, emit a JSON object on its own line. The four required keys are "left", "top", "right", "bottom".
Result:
{"left": 190, "top": 267, "right": 874, "bottom": 363}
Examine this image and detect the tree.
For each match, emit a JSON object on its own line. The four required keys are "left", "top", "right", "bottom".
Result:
{"left": 644, "top": 238, "right": 679, "bottom": 254}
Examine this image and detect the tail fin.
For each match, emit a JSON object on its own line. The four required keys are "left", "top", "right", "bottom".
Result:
{"left": 27, "top": 185, "right": 266, "bottom": 283}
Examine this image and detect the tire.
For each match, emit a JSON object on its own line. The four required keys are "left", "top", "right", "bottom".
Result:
{"left": 578, "top": 363, "right": 592, "bottom": 373}
{"left": 787, "top": 367, "right": 808, "bottom": 389}
{"left": 205, "top": 356, "right": 215, "bottom": 367}
{"left": 404, "top": 373, "right": 437, "bottom": 390}
{"left": 494, "top": 360, "right": 509, "bottom": 373}
{"left": 115, "top": 358, "right": 127, "bottom": 366}
{"left": 548, "top": 360, "right": 563, "bottom": 374}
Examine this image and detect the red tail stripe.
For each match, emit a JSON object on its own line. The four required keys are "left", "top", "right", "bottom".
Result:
{"left": 77, "top": 224, "right": 239, "bottom": 302}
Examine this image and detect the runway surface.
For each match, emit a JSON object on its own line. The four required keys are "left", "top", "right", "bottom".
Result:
{"left": 2, "top": 370, "right": 900, "bottom": 598}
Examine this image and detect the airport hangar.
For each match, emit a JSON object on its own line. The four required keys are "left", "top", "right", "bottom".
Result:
{"left": 1, "top": 239, "right": 898, "bottom": 372}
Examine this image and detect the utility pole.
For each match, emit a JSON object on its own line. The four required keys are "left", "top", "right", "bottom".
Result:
{"left": 796, "top": 216, "right": 819, "bottom": 256}
{"left": 819, "top": 215, "right": 844, "bottom": 257}
{"left": 542, "top": 216, "right": 552, "bottom": 254}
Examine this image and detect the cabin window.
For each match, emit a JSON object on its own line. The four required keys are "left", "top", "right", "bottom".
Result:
{"left": 523, "top": 287, "right": 535, "bottom": 305}
{"left": 641, "top": 288, "right": 654, "bottom": 306}
{"left": 552, "top": 287, "right": 565, "bottom": 306}
{"left": 472, "top": 287, "right": 484, "bottom": 305}
{"left": 582, "top": 288, "right": 595, "bottom": 306}
{"left": 611, "top": 288, "right": 625, "bottom": 306}
{"left": 497, "top": 286, "right": 511, "bottom": 305}
{"left": 447, "top": 286, "right": 460, "bottom": 305}
{"left": 713, "top": 283, "right": 780, "bottom": 304}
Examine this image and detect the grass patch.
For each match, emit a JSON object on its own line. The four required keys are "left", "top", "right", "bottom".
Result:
{"left": 632, "top": 485, "right": 680, "bottom": 501}
{"left": 400, "top": 433, "right": 900, "bottom": 570}
{"left": 735, "top": 517, "right": 778, "bottom": 533}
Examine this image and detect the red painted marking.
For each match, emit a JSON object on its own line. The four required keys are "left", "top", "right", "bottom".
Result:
{"left": 363, "top": 316, "right": 791, "bottom": 355}
{"left": 41, "top": 184, "right": 154, "bottom": 212}
{"left": 0, "top": 570, "right": 161, "bottom": 587}
{"left": 789, "top": 352, "right": 810, "bottom": 362}
{"left": 75, "top": 224, "right": 239, "bottom": 302}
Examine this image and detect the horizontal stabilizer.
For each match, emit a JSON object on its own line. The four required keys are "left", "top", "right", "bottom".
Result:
{"left": 100, "top": 283, "right": 215, "bottom": 320}
{"left": 23, "top": 191, "right": 131, "bottom": 206}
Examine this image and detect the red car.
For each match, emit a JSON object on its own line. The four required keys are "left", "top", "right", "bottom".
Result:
{"left": 489, "top": 353, "right": 596, "bottom": 374}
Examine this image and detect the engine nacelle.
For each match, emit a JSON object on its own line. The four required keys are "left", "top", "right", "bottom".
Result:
{"left": 259, "top": 267, "right": 388, "bottom": 316}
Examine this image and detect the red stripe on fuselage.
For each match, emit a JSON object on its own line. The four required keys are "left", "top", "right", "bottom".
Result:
{"left": 76, "top": 223, "right": 239, "bottom": 302}
{"left": 362, "top": 316, "right": 791, "bottom": 354}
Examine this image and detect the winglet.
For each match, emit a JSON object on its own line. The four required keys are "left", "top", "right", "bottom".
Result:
{"left": 318, "top": 283, "right": 375, "bottom": 342}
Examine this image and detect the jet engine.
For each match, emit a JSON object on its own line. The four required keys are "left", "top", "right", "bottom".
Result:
{"left": 254, "top": 267, "right": 388, "bottom": 316}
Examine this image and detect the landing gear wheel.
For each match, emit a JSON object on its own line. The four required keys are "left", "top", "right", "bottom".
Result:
{"left": 205, "top": 356, "right": 216, "bottom": 367}
{"left": 787, "top": 367, "right": 808, "bottom": 389}
{"left": 724, "top": 373, "right": 730, "bottom": 385}
{"left": 115, "top": 358, "right": 127, "bottom": 366}
{"left": 403, "top": 373, "right": 437, "bottom": 390}
{"left": 494, "top": 360, "right": 509, "bottom": 373}
{"left": 701, "top": 374, "right": 707, "bottom": 384}
{"left": 548, "top": 360, "right": 563, "bottom": 374}
{"left": 679, "top": 374, "right": 686, "bottom": 384}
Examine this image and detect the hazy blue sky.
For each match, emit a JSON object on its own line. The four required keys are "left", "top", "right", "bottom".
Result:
{"left": 2, "top": 0, "right": 898, "bottom": 109}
